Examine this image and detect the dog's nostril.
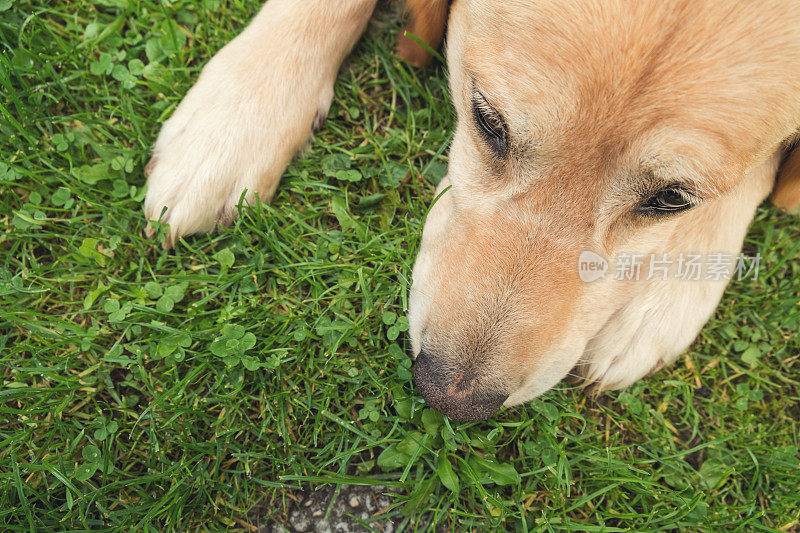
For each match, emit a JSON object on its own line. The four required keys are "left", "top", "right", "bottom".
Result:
{"left": 412, "top": 349, "right": 508, "bottom": 423}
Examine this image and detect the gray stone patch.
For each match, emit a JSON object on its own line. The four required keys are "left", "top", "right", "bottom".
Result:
{"left": 262, "top": 485, "right": 400, "bottom": 533}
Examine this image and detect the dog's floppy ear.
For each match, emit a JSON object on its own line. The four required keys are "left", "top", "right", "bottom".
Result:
{"left": 396, "top": 0, "right": 450, "bottom": 67}
{"left": 772, "top": 140, "right": 800, "bottom": 214}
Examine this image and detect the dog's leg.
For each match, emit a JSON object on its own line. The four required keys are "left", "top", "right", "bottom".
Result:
{"left": 396, "top": 0, "right": 450, "bottom": 67}
{"left": 772, "top": 144, "right": 800, "bottom": 214}
{"left": 144, "top": 0, "right": 378, "bottom": 247}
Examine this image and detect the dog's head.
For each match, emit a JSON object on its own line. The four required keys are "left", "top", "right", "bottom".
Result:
{"left": 407, "top": 0, "right": 800, "bottom": 421}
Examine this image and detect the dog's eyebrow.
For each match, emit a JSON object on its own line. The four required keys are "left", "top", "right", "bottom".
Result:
{"left": 637, "top": 158, "right": 719, "bottom": 199}
{"left": 466, "top": 70, "right": 505, "bottom": 105}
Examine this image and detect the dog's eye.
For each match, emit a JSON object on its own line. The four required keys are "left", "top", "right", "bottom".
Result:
{"left": 472, "top": 90, "right": 508, "bottom": 158}
{"left": 638, "top": 186, "right": 698, "bottom": 216}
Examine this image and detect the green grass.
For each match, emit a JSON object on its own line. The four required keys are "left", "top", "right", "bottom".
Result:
{"left": 1, "top": 1, "right": 799, "bottom": 530}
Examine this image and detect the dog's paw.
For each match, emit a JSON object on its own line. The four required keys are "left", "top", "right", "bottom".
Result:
{"left": 144, "top": 37, "right": 335, "bottom": 248}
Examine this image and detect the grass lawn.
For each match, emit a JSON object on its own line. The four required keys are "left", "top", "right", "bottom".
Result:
{"left": 2, "top": 0, "right": 800, "bottom": 530}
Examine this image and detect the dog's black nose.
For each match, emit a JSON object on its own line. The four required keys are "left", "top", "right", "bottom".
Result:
{"left": 413, "top": 349, "right": 508, "bottom": 422}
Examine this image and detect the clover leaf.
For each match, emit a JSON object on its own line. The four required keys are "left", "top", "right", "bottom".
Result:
{"left": 209, "top": 324, "right": 258, "bottom": 367}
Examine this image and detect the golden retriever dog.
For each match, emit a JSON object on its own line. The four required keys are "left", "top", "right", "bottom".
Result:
{"left": 144, "top": 0, "right": 800, "bottom": 422}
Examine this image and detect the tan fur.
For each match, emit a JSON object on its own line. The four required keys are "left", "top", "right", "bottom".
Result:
{"left": 144, "top": 0, "right": 800, "bottom": 421}
{"left": 396, "top": 0, "right": 449, "bottom": 67}
{"left": 773, "top": 143, "right": 800, "bottom": 212}
{"left": 144, "top": 0, "right": 377, "bottom": 247}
